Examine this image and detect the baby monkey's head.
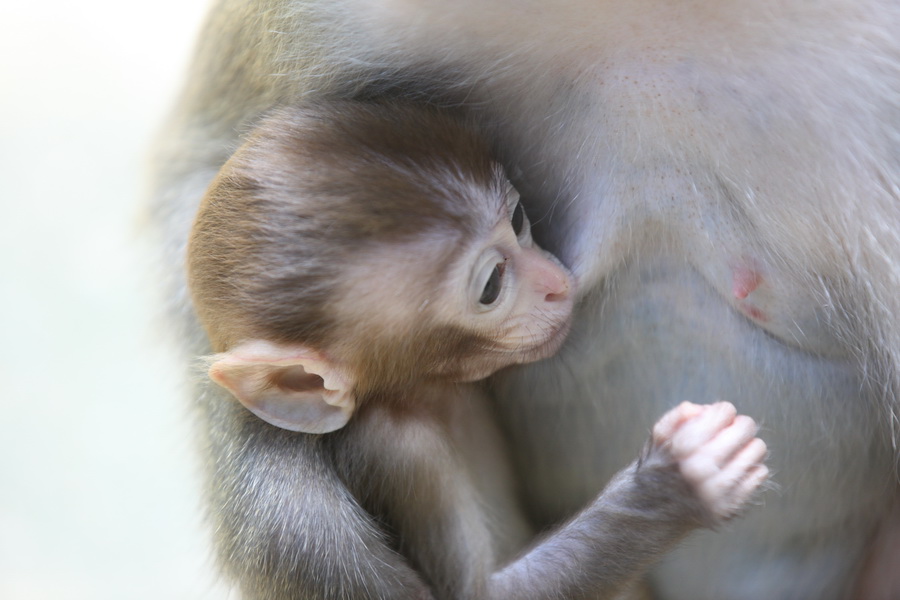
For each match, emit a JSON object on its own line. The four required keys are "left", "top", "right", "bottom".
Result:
{"left": 188, "top": 101, "right": 574, "bottom": 433}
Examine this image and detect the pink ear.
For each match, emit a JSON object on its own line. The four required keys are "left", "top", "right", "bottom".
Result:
{"left": 208, "top": 341, "right": 355, "bottom": 433}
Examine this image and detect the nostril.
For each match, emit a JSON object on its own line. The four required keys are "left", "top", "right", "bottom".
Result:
{"left": 544, "top": 288, "right": 569, "bottom": 303}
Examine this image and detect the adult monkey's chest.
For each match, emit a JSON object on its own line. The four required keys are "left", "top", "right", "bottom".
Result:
{"left": 482, "top": 64, "right": 893, "bottom": 530}
{"left": 480, "top": 46, "right": 895, "bottom": 600}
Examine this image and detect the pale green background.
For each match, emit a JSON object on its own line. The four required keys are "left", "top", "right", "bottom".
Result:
{"left": 0, "top": 1, "right": 233, "bottom": 598}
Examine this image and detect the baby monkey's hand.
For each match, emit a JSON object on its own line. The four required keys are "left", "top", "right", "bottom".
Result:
{"left": 652, "top": 401, "right": 769, "bottom": 523}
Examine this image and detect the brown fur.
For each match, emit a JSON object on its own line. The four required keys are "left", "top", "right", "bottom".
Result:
{"left": 188, "top": 102, "right": 501, "bottom": 394}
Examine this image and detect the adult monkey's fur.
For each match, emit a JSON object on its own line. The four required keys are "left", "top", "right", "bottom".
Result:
{"left": 149, "top": 1, "right": 900, "bottom": 598}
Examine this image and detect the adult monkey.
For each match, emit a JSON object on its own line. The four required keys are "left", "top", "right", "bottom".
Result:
{"left": 150, "top": 1, "right": 900, "bottom": 599}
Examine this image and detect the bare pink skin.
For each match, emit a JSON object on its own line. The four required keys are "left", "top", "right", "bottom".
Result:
{"left": 731, "top": 262, "right": 769, "bottom": 323}
{"left": 654, "top": 401, "right": 768, "bottom": 521}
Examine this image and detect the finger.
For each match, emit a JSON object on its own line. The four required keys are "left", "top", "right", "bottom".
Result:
{"left": 725, "top": 437, "right": 769, "bottom": 472}
{"left": 700, "top": 415, "right": 760, "bottom": 467}
{"left": 720, "top": 465, "right": 770, "bottom": 518}
{"left": 704, "top": 439, "right": 768, "bottom": 507}
{"left": 652, "top": 402, "right": 704, "bottom": 442}
{"left": 670, "top": 402, "right": 738, "bottom": 458}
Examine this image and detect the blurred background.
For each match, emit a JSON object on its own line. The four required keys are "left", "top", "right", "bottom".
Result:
{"left": 0, "top": 1, "right": 234, "bottom": 598}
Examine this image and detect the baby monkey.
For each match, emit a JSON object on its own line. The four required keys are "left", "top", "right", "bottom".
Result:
{"left": 187, "top": 101, "right": 768, "bottom": 600}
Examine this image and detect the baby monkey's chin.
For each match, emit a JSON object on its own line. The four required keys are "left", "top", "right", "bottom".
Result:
{"left": 523, "top": 313, "right": 574, "bottom": 363}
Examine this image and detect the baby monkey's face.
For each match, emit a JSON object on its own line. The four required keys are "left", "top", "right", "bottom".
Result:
{"left": 451, "top": 187, "right": 575, "bottom": 379}
{"left": 203, "top": 180, "right": 575, "bottom": 434}
{"left": 344, "top": 183, "right": 576, "bottom": 384}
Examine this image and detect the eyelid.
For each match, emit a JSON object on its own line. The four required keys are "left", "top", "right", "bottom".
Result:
{"left": 505, "top": 185, "right": 521, "bottom": 210}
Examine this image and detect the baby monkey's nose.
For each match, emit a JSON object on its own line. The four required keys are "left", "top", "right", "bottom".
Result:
{"left": 521, "top": 246, "right": 572, "bottom": 302}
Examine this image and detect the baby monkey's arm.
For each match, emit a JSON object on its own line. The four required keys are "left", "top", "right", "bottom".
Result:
{"left": 488, "top": 401, "right": 768, "bottom": 600}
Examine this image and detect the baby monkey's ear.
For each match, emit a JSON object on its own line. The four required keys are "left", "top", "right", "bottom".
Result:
{"left": 208, "top": 340, "right": 356, "bottom": 433}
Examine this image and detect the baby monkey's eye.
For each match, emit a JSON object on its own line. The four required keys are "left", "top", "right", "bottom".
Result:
{"left": 511, "top": 201, "right": 525, "bottom": 236}
{"left": 479, "top": 263, "right": 505, "bottom": 305}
